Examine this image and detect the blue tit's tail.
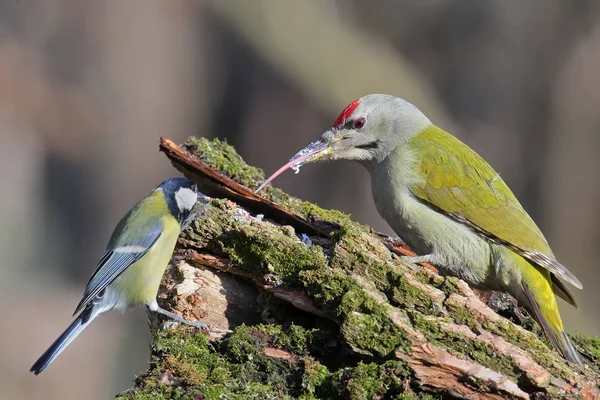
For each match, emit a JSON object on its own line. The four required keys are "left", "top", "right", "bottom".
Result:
{"left": 30, "top": 306, "right": 97, "bottom": 375}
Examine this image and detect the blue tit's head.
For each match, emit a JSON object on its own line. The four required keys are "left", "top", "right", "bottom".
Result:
{"left": 157, "top": 177, "right": 201, "bottom": 230}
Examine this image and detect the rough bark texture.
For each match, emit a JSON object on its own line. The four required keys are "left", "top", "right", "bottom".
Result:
{"left": 117, "top": 137, "right": 600, "bottom": 400}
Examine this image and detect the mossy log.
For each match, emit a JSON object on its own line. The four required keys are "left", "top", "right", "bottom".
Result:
{"left": 117, "top": 138, "right": 600, "bottom": 400}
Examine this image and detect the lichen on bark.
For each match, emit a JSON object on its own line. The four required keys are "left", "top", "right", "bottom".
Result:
{"left": 116, "top": 137, "right": 600, "bottom": 400}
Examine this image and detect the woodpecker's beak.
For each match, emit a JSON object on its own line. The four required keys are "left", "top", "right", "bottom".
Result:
{"left": 255, "top": 137, "right": 334, "bottom": 193}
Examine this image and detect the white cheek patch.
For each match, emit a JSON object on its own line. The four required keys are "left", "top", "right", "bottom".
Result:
{"left": 175, "top": 187, "right": 197, "bottom": 212}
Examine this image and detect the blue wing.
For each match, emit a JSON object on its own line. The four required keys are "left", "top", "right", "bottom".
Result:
{"left": 74, "top": 217, "right": 163, "bottom": 315}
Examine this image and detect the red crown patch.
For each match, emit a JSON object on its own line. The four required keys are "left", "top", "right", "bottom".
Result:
{"left": 333, "top": 99, "right": 359, "bottom": 128}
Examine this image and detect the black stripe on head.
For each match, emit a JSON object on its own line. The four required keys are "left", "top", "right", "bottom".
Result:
{"left": 158, "top": 178, "right": 199, "bottom": 225}
{"left": 356, "top": 140, "right": 380, "bottom": 150}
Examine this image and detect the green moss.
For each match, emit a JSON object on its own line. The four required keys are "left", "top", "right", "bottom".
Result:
{"left": 388, "top": 271, "right": 440, "bottom": 315}
{"left": 444, "top": 299, "right": 480, "bottom": 332}
{"left": 222, "top": 327, "right": 297, "bottom": 395}
{"left": 263, "top": 185, "right": 295, "bottom": 205}
{"left": 480, "top": 316, "right": 563, "bottom": 375}
{"left": 185, "top": 202, "right": 328, "bottom": 284}
{"left": 300, "top": 225, "right": 418, "bottom": 359}
{"left": 117, "top": 327, "right": 294, "bottom": 399}
{"left": 118, "top": 323, "right": 423, "bottom": 399}
{"left": 192, "top": 137, "right": 351, "bottom": 228}
{"left": 224, "top": 324, "right": 331, "bottom": 362}
{"left": 332, "top": 362, "right": 382, "bottom": 399}
{"left": 301, "top": 358, "right": 331, "bottom": 397}
{"left": 261, "top": 184, "right": 353, "bottom": 227}
{"left": 151, "top": 328, "right": 229, "bottom": 387}
{"left": 572, "top": 333, "right": 600, "bottom": 370}
{"left": 437, "top": 276, "right": 461, "bottom": 297}
{"left": 249, "top": 166, "right": 352, "bottom": 227}
{"left": 435, "top": 286, "right": 565, "bottom": 376}
{"left": 223, "top": 325, "right": 267, "bottom": 362}
{"left": 300, "top": 268, "right": 358, "bottom": 311}
{"left": 329, "top": 361, "right": 412, "bottom": 400}
{"left": 323, "top": 220, "right": 446, "bottom": 320}
{"left": 330, "top": 220, "right": 369, "bottom": 240}
{"left": 302, "top": 266, "right": 412, "bottom": 358}
{"left": 123, "top": 325, "right": 323, "bottom": 399}
{"left": 408, "top": 312, "right": 520, "bottom": 383}
{"left": 116, "top": 376, "right": 194, "bottom": 400}
{"left": 186, "top": 136, "right": 264, "bottom": 188}
{"left": 378, "top": 360, "right": 415, "bottom": 396}
{"left": 341, "top": 290, "right": 411, "bottom": 357}
{"left": 414, "top": 269, "right": 445, "bottom": 287}
{"left": 329, "top": 224, "right": 392, "bottom": 291}
{"left": 182, "top": 198, "right": 230, "bottom": 244}
{"left": 221, "top": 226, "right": 327, "bottom": 282}
{"left": 295, "top": 201, "right": 353, "bottom": 226}
{"left": 259, "top": 324, "right": 335, "bottom": 356}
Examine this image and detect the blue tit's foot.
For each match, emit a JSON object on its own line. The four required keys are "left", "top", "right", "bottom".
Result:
{"left": 148, "top": 301, "right": 208, "bottom": 330}
{"left": 162, "top": 321, "right": 179, "bottom": 329}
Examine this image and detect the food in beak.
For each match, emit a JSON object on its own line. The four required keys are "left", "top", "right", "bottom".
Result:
{"left": 255, "top": 140, "right": 330, "bottom": 193}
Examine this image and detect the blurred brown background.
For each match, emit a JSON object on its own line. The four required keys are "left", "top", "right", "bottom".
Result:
{"left": 1, "top": 1, "right": 599, "bottom": 398}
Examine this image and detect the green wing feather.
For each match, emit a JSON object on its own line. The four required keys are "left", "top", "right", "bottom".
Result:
{"left": 73, "top": 191, "right": 168, "bottom": 314}
{"left": 407, "top": 126, "right": 582, "bottom": 290}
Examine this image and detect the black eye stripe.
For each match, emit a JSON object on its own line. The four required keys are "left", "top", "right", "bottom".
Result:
{"left": 356, "top": 140, "right": 380, "bottom": 150}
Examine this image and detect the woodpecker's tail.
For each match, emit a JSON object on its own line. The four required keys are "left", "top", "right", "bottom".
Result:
{"left": 30, "top": 306, "right": 97, "bottom": 374}
{"left": 520, "top": 269, "right": 582, "bottom": 365}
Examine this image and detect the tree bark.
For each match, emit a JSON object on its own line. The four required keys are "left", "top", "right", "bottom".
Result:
{"left": 116, "top": 137, "right": 600, "bottom": 400}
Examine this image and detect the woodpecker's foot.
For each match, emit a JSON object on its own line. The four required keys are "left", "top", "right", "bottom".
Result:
{"left": 485, "top": 292, "right": 533, "bottom": 328}
{"left": 148, "top": 302, "right": 208, "bottom": 330}
{"left": 404, "top": 254, "right": 432, "bottom": 265}
{"left": 401, "top": 254, "right": 439, "bottom": 273}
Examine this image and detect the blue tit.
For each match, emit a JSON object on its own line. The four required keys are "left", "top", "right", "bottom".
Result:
{"left": 31, "top": 177, "right": 207, "bottom": 375}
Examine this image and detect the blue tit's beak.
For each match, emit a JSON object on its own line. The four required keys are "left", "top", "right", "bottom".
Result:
{"left": 196, "top": 192, "right": 211, "bottom": 207}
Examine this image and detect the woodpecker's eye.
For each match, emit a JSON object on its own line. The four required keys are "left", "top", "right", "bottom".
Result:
{"left": 353, "top": 117, "right": 366, "bottom": 129}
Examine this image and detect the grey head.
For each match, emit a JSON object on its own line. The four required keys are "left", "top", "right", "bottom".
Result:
{"left": 158, "top": 177, "right": 201, "bottom": 230}
{"left": 255, "top": 94, "right": 433, "bottom": 193}
{"left": 319, "top": 94, "right": 432, "bottom": 165}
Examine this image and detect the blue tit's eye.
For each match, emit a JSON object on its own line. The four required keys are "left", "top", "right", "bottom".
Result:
{"left": 353, "top": 117, "right": 366, "bottom": 129}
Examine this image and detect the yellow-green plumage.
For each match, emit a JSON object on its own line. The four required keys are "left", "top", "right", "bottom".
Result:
{"left": 258, "top": 93, "right": 582, "bottom": 364}
{"left": 405, "top": 126, "right": 580, "bottom": 363}
{"left": 113, "top": 214, "right": 180, "bottom": 305}
{"left": 409, "top": 126, "right": 551, "bottom": 257}
{"left": 79, "top": 188, "right": 177, "bottom": 310}
{"left": 30, "top": 177, "right": 202, "bottom": 375}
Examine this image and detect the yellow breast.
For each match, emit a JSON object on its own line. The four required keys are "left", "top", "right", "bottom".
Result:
{"left": 112, "top": 216, "right": 180, "bottom": 306}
